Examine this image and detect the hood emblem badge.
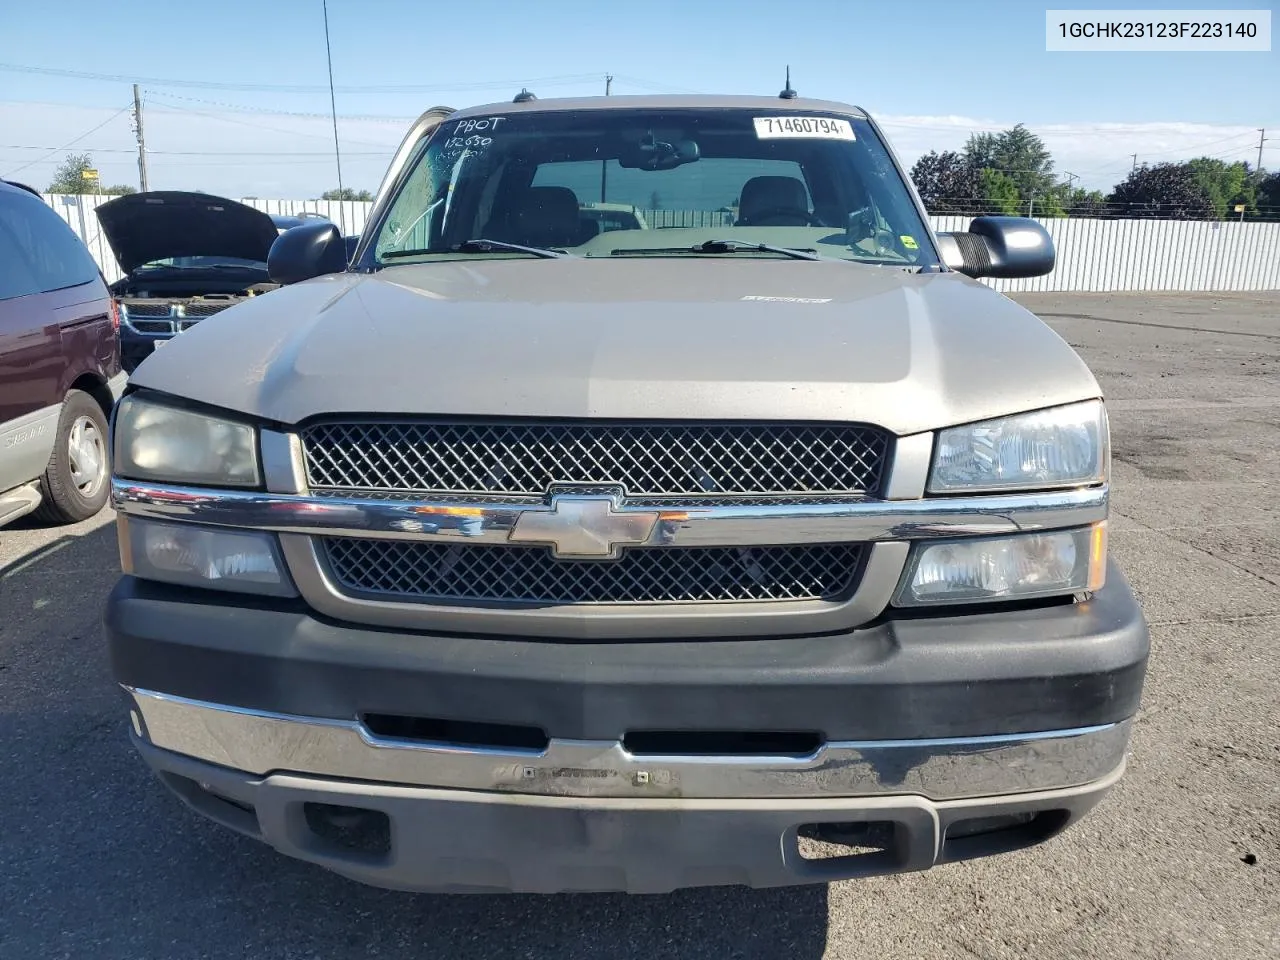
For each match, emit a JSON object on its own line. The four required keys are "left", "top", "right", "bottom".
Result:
{"left": 508, "top": 494, "right": 658, "bottom": 560}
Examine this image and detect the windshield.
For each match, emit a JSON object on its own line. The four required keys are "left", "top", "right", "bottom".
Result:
{"left": 370, "top": 108, "right": 936, "bottom": 267}
{"left": 139, "top": 256, "right": 267, "bottom": 270}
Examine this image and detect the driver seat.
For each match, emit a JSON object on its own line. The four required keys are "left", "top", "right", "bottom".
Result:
{"left": 736, "top": 176, "right": 811, "bottom": 227}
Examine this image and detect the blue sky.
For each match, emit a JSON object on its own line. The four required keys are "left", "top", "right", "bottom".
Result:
{"left": 2, "top": 0, "right": 1275, "bottom": 196}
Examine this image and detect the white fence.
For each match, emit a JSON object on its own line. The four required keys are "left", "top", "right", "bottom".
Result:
{"left": 42, "top": 194, "right": 1280, "bottom": 292}
{"left": 932, "top": 214, "right": 1280, "bottom": 293}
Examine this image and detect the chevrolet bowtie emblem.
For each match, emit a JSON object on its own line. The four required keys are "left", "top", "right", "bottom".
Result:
{"left": 508, "top": 495, "right": 659, "bottom": 559}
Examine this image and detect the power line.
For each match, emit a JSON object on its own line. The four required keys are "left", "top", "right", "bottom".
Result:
{"left": 143, "top": 98, "right": 401, "bottom": 149}
{"left": 609, "top": 74, "right": 704, "bottom": 95}
{"left": 1, "top": 104, "right": 131, "bottom": 178}
{"left": 144, "top": 92, "right": 412, "bottom": 123}
{"left": 0, "top": 146, "right": 390, "bottom": 156}
{"left": 0, "top": 62, "right": 604, "bottom": 94}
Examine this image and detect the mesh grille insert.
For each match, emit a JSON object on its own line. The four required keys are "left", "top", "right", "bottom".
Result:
{"left": 121, "top": 302, "right": 173, "bottom": 317}
{"left": 301, "top": 420, "right": 891, "bottom": 498}
{"left": 322, "top": 538, "right": 864, "bottom": 605}
{"left": 182, "top": 302, "right": 235, "bottom": 317}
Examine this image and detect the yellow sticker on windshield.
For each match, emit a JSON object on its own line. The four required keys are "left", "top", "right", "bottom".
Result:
{"left": 900, "top": 235, "right": 919, "bottom": 250}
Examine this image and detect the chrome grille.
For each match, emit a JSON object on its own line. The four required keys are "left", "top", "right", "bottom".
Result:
{"left": 129, "top": 319, "right": 175, "bottom": 334}
{"left": 183, "top": 302, "right": 234, "bottom": 317}
{"left": 121, "top": 302, "right": 172, "bottom": 317}
{"left": 301, "top": 421, "right": 891, "bottom": 498}
{"left": 322, "top": 539, "right": 864, "bottom": 605}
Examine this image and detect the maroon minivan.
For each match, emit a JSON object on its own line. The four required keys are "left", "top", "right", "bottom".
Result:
{"left": 0, "top": 179, "right": 125, "bottom": 527}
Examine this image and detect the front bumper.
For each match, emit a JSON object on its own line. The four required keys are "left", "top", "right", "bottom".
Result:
{"left": 107, "top": 370, "right": 129, "bottom": 402}
{"left": 119, "top": 329, "right": 175, "bottom": 371}
{"left": 106, "top": 563, "right": 1147, "bottom": 742}
{"left": 133, "top": 735, "right": 1124, "bottom": 894}
{"left": 107, "top": 566, "right": 1147, "bottom": 892}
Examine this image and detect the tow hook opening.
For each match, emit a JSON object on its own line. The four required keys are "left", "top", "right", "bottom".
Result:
{"left": 942, "top": 809, "right": 1071, "bottom": 861}
{"left": 362, "top": 713, "right": 549, "bottom": 752}
{"left": 303, "top": 802, "right": 392, "bottom": 857}
{"left": 796, "top": 820, "right": 899, "bottom": 861}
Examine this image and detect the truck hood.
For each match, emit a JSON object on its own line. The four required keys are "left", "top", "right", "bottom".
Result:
{"left": 129, "top": 257, "right": 1100, "bottom": 436}
{"left": 95, "top": 191, "right": 280, "bottom": 274}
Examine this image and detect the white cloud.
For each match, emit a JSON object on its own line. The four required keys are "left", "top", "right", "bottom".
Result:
{"left": 0, "top": 99, "right": 405, "bottom": 197}
{"left": 2, "top": 100, "right": 1273, "bottom": 198}
{"left": 876, "top": 114, "right": 1270, "bottom": 189}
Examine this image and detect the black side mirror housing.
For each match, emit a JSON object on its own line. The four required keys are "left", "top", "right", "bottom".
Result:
{"left": 268, "top": 221, "right": 348, "bottom": 284}
{"left": 344, "top": 234, "right": 360, "bottom": 264}
{"left": 935, "top": 216, "right": 1055, "bottom": 279}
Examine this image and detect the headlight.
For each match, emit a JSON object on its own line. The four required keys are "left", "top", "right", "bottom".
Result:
{"left": 114, "top": 395, "right": 259, "bottom": 487}
{"left": 895, "top": 524, "right": 1107, "bottom": 606}
{"left": 929, "top": 400, "right": 1108, "bottom": 493}
{"left": 121, "top": 518, "right": 295, "bottom": 597}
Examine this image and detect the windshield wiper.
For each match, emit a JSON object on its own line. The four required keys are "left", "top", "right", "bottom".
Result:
{"left": 457, "top": 238, "right": 573, "bottom": 258}
{"left": 692, "top": 239, "right": 828, "bottom": 261}
{"left": 382, "top": 238, "right": 571, "bottom": 261}
{"left": 611, "top": 239, "right": 837, "bottom": 262}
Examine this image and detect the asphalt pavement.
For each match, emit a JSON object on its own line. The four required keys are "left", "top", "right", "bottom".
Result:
{"left": 0, "top": 291, "right": 1276, "bottom": 959}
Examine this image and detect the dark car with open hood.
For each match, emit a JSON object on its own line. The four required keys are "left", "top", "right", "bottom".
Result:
{"left": 0, "top": 178, "right": 124, "bottom": 528}
{"left": 96, "top": 192, "right": 314, "bottom": 371}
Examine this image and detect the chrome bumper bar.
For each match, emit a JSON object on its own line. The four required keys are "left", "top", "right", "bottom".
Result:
{"left": 125, "top": 687, "right": 1132, "bottom": 803}
{"left": 111, "top": 479, "right": 1109, "bottom": 547}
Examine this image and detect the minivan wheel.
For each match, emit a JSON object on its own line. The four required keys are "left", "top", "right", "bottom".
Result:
{"left": 33, "top": 389, "right": 111, "bottom": 525}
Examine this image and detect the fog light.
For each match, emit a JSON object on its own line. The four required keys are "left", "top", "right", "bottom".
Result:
{"left": 125, "top": 518, "right": 295, "bottom": 597}
{"left": 895, "top": 523, "right": 1106, "bottom": 606}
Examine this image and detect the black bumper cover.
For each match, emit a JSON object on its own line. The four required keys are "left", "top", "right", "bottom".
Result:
{"left": 105, "top": 559, "right": 1149, "bottom": 742}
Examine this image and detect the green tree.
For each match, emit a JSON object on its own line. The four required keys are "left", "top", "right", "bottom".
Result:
{"left": 47, "top": 153, "right": 101, "bottom": 194}
{"left": 322, "top": 187, "right": 373, "bottom": 201}
{"left": 1188, "top": 158, "right": 1256, "bottom": 217}
{"left": 1256, "top": 171, "right": 1280, "bottom": 218}
{"left": 1108, "top": 163, "right": 1215, "bottom": 219}
{"left": 102, "top": 184, "right": 137, "bottom": 196}
{"left": 964, "top": 124, "right": 1058, "bottom": 206}
{"left": 1033, "top": 188, "right": 1068, "bottom": 218}
{"left": 978, "top": 168, "right": 1022, "bottom": 215}
{"left": 909, "top": 150, "right": 983, "bottom": 214}
{"left": 1063, "top": 188, "right": 1109, "bottom": 217}
{"left": 964, "top": 132, "right": 998, "bottom": 169}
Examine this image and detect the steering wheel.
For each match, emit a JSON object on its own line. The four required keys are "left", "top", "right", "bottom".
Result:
{"left": 740, "top": 206, "right": 821, "bottom": 227}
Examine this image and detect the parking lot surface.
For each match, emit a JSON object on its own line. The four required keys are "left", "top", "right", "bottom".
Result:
{"left": 1, "top": 292, "right": 1276, "bottom": 959}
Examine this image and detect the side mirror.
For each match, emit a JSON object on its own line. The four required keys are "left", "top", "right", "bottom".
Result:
{"left": 936, "top": 216, "right": 1054, "bottom": 279}
{"left": 344, "top": 234, "right": 360, "bottom": 263}
{"left": 267, "top": 221, "right": 348, "bottom": 284}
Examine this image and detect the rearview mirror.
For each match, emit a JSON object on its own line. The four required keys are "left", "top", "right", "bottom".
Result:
{"left": 935, "top": 216, "right": 1054, "bottom": 279}
{"left": 268, "top": 221, "right": 348, "bottom": 284}
{"left": 617, "top": 135, "right": 700, "bottom": 171}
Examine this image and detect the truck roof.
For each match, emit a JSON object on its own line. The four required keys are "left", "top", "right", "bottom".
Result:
{"left": 449, "top": 94, "right": 869, "bottom": 119}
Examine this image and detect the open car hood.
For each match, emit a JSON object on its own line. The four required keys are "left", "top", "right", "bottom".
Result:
{"left": 95, "top": 191, "right": 281, "bottom": 274}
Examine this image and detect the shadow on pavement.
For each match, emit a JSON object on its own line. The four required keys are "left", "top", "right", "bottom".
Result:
{"left": 0, "top": 519, "right": 832, "bottom": 959}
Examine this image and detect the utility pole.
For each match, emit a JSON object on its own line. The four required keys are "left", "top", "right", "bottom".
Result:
{"left": 132, "top": 83, "right": 148, "bottom": 192}
{"left": 1131, "top": 154, "right": 1138, "bottom": 172}
{"left": 1258, "top": 129, "right": 1267, "bottom": 172}
{"left": 600, "top": 74, "right": 612, "bottom": 202}
{"left": 322, "top": 0, "right": 345, "bottom": 231}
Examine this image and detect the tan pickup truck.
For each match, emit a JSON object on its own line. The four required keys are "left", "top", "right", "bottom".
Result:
{"left": 105, "top": 92, "right": 1148, "bottom": 895}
